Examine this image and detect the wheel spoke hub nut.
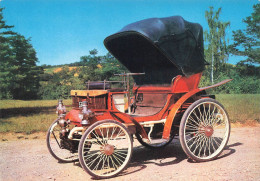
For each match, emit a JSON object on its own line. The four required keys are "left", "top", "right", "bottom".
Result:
{"left": 205, "top": 126, "right": 214, "bottom": 137}
{"left": 102, "top": 144, "right": 114, "bottom": 156}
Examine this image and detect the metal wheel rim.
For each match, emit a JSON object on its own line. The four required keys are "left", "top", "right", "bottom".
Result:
{"left": 80, "top": 122, "right": 132, "bottom": 177}
{"left": 48, "top": 122, "right": 78, "bottom": 161}
{"left": 183, "top": 101, "right": 230, "bottom": 160}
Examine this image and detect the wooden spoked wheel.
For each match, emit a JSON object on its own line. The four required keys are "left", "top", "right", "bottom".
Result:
{"left": 179, "top": 98, "right": 230, "bottom": 162}
{"left": 78, "top": 120, "right": 133, "bottom": 179}
{"left": 46, "top": 120, "right": 79, "bottom": 163}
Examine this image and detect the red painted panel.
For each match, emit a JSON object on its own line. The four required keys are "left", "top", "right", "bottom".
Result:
{"left": 172, "top": 73, "right": 202, "bottom": 93}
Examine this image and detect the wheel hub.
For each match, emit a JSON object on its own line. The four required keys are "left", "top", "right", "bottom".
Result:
{"left": 204, "top": 126, "right": 214, "bottom": 137}
{"left": 102, "top": 144, "right": 114, "bottom": 156}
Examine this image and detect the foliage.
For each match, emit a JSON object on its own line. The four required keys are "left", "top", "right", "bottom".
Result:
{"left": 229, "top": 4, "right": 260, "bottom": 65}
{"left": 200, "top": 64, "right": 260, "bottom": 94}
{"left": 0, "top": 8, "right": 42, "bottom": 100}
{"left": 204, "top": 7, "right": 230, "bottom": 84}
{"left": 39, "top": 50, "right": 128, "bottom": 99}
{"left": 39, "top": 66, "right": 84, "bottom": 99}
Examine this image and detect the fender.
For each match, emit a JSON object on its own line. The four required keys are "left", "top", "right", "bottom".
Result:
{"left": 92, "top": 111, "right": 149, "bottom": 139}
{"left": 162, "top": 79, "right": 232, "bottom": 139}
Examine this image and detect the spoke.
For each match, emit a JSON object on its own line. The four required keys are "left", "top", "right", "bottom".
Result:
{"left": 203, "top": 137, "right": 209, "bottom": 157}
{"left": 209, "top": 136, "right": 217, "bottom": 152}
{"left": 208, "top": 105, "right": 216, "bottom": 126}
{"left": 191, "top": 134, "right": 206, "bottom": 154}
{"left": 192, "top": 109, "right": 202, "bottom": 124}
{"left": 186, "top": 132, "right": 201, "bottom": 144}
{"left": 110, "top": 126, "right": 117, "bottom": 140}
{"left": 213, "top": 119, "right": 225, "bottom": 129}
{"left": 86, "top": 153, "right": 103, "bottom": 168}
{"left": 197, "top": 105, "right": 204, "bottom": 124}
{"left": 107, "top": 156, "right": 111, "bottom": 173}
{"left": 106, "top": 127, "right": 110, "bottom": 140}
{"left": 207, "top": 103, "right": 211, "bottom": 123}
{"left": 211, "top": 110, "right": 221, "bottom": 127}
{"left": 99, "top": 127, "right": 105, "bottom": 141}
{"left": 188, "top": 116, "right": 200, "bottom": 127}
{"left": 84, "top": 151, "right": 99, "bottom": 159}
{"left": 207, "top": 137, "right": 211, "bottom": 156}
{"left": 186, "top": 122, "right": 199, "bottom": 130}
{"left": 51, "top": 131, "right": 61, "bottom": 148}
{"left": 214, "top": 136, "right": 223, "bottom": 145}
{"left": 202, "top": 104, "right": 206, "bottom": 124}
{"left": 101, "top": 155, "right": 107, "bottom": 172}
{"left": 110, "top": 155, "right": 118, "bottom": 170}
{"left": 114, "top": 151, "right": 128, "bottom": 156}
{"left": 187, "top": 133, "right": 203, "bottom": 149}
{"left": 212, "top": 137, "right": 221, "bottom": 148}
{"left": 112, "top": 153, "right": 124, "bottom": 166}
{"left": 185, "top": 130, "right": 199, "bottom": 136}
{"left": 91, "top": 131, "right": 105, "bottom": 146}
{"left": 93, "top": 154, "right": 106, "bottom": 171}
{"left": 114, "top": 151, "right": 126, "bottom": 160}
{"left": 113, "top": 128, "right": 124, "bottom": 140}
{"left": 198, "top": 136, "right": 207, "bottom": 157}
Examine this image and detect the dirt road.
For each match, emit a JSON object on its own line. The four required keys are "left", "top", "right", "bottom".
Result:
{"left": 1, "top": 126, "right": 260, "bottom": 181}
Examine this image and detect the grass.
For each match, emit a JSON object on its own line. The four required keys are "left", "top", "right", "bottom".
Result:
{"left": 0, "top": 95, "right": 259, "bottom": 135}
{"left": 0, "top": 99, "right": 71, "bottom": 134}
{"left": 216, "top": 94, "right": 260, "bottom": 123}
{"left": 0, "top": 99, "right": 71, "bottom": 109}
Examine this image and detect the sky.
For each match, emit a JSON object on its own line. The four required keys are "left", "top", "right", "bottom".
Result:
{"left": 0, "top": 0, "right": 258, "bottom": 65}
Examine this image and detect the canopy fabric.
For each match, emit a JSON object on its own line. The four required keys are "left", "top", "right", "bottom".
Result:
{"left": 104, "top": 16, "right": 206, "bottom": 85}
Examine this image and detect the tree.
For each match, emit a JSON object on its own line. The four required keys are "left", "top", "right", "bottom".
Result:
{"left": 204, "top": 7, "right": 230, "bottom": 84}
{"left": 0, "top": 8, "right": 42, "bottom": 99}
{"left": 229, "top": 4, "right": 260, "bottom": 65}
{"left": 0, "top": 8, "right": 16, "bottom": 99}
{"left": 79, "top": 49, "right": 101, "bottom": 81}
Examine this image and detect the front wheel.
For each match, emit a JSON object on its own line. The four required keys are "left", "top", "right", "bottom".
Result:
{"left": 179, "top": 98, "right": 230, "bottom": 162}
{"left": 78, "top": 120, "right": 133, "bottom": 179}
{"left": 46, "top": 120, "right": 79, "bottom": 163}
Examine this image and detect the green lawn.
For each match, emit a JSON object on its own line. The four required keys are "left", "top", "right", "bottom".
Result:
{"left": 0, "top": 99, "right": 71, "bottom": 134}
{"left": 216, "top": 94, "right": 260, "bottom": 123}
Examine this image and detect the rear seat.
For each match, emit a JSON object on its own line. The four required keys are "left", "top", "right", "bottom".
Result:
{"left": 86, "top": 82, "right": 111, "bottom": 90}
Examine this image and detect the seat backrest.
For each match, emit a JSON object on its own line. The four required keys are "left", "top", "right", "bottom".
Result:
{"left": 172, "top": 72, "right": 202, "bottom": 93}
{"left": 86, "top": 82, "right": 111, "bottom": 90}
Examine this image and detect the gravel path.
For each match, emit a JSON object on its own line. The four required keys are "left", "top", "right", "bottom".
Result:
{"left": 1, "top": 126, "right": 260, "bottom": 181}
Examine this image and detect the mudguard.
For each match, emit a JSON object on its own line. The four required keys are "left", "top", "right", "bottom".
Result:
{"left": 162, "top": 79, "right": 232, "bottom": 139}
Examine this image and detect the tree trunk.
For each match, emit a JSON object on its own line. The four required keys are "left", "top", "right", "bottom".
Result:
{"left": 211, "top": 46, "right": 214, "bottom": 84}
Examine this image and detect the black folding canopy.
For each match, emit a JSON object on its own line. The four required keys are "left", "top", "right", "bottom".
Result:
{"left": 104, "top": 16, "right": 207, "bottom": 85}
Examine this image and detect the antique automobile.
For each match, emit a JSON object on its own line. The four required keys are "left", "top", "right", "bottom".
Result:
{"left": 47, "top": 16, "right": 231, "bottom": 179}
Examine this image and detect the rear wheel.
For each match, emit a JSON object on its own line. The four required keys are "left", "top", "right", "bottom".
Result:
{"left": 179, "top": 98, "right": 230, "bottom": 162}
{"left": 46, "top": 120, "right": 79, "bottom": 163}
{"left": 78, "top": 120, "right": 133, "bottom": 179}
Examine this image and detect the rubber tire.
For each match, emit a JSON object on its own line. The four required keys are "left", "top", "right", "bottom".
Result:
{"left": 78, "top": 120, "right": 133, "bottom": 179}
{"left": 46, "top": 120, "right": 79, "bottom": 163}
{"left": 179, "top": 98, "right": 230, "bottom": 162}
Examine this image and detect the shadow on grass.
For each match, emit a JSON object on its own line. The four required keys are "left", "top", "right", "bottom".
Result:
{"left": 0, "top": 106, "right": 56, "bottom": 118}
